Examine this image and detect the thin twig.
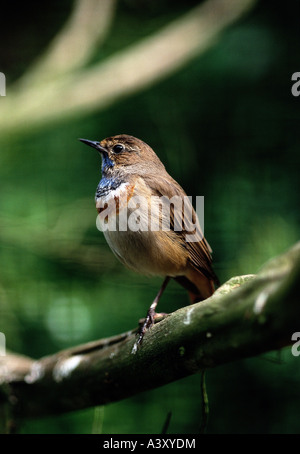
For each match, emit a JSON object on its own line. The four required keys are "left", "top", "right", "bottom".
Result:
{"left": 161, "top": 412, "right": 172, "bottom": 435}
{"left": 199, "top": 370, "right": 209, "bottom": 434}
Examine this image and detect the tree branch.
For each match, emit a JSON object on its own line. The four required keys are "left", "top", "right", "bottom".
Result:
{"left": 1, "top": 242, "right": 299, "bottom": 419}
{"left": 0, "top": 0, "right": 257, "bottom": 137}
{"left": 18, "top": 0, "right": 117, "bottom": 86}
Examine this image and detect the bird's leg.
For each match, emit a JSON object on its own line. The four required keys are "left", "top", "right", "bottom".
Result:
{"left": 132, "top": 277, "right": 170, "bottom": 353}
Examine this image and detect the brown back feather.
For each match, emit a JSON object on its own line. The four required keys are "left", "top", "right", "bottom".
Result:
{"left": 142, "top": 173, "right": 218, "bottom": 284}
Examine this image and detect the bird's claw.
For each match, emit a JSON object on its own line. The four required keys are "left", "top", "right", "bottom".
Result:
{"left": 132, "top": 310, "right": 169, "bottom": 354}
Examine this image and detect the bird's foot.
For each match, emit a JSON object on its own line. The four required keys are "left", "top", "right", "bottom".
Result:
{"left": 138, "top": 311, "right": 167, "bottom": 327}
{"left": 131, "top": 310, "right": 168, "bottom": 354}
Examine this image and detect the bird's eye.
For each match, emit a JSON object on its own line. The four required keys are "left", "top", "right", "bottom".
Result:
{"left": 112, "top": 144, "right": 124, "bottom": 153}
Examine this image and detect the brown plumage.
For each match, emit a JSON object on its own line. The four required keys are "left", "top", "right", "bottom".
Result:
{"left": 80, "top": 134, "right": 218, "bottom": 347}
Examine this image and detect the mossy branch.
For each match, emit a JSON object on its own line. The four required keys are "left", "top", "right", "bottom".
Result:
{"left": 1, "top": 242, "right": 299, "bottom": 420}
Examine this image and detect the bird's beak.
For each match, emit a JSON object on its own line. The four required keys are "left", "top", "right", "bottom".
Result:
{"left": 79, "top": 138, "right": 107, "bottom": 154}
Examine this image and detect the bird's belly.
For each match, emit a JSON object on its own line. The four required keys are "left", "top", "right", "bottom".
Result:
{"left": 104, "top": 228, "right": 187, "bottom": 276}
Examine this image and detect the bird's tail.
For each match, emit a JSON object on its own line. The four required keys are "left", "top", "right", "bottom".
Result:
{"left": 174, "top": 268, "right": 218, "bottom": 304}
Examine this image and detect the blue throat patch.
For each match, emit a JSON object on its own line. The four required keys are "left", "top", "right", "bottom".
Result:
{"left": 101, "top": 153, "right": 114, "bottom": 174}
{"left": 95, "top": 176, "right": 121, "bottom": 199}
{"left": 95, "top": 152, "right": 123, "bottom": 198}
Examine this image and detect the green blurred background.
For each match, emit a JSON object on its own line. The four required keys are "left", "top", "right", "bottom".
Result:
{"left": 0, "top": 0, "right": 300, "bottom": 434}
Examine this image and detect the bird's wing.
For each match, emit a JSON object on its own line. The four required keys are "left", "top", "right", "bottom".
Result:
{"left": 143, "top": 173, "right": 217, "bottom": 282}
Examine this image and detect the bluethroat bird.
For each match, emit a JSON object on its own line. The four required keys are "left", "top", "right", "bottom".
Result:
{"left": 79, "top": 135, "right": 218, "bottom": 349}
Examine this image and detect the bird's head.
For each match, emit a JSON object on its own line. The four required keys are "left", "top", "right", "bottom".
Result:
{"left": 79, "top": 134, "right": 165, "bottom": 176}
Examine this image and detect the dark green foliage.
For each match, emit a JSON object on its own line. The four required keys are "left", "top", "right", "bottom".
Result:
{"left": 0, "top": 0, "right": 299, "bottom": 434}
